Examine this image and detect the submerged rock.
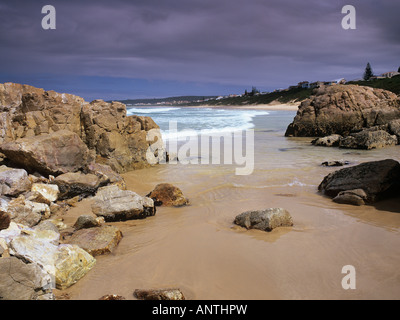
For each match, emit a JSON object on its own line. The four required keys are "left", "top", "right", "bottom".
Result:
{"left": 312, "top": 134, "right": 343, "bottom": 147}
{"left": 92, "top": 185, "right": 156, "bottom": 222}
{"left": 134, "top": 288, "right": 185, "bottom": 300}
{"left": 319, "top": 159, "right": 400, "bottom": 204}
{"left": 333, "top": 189, "right": 368, "bottom": 206}
{"left": 339, "top": 129, "right": 397, "bottom": 150}
{"left": 234, "top": 208, "right": 293, "bottom": 232}
{"left": 147, "top": 183, "right": 189, "bottom": 207}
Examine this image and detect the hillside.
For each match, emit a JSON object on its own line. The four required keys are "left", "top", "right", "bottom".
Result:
{"left": 347, "top": 75, "right": 400, "bottom": 95}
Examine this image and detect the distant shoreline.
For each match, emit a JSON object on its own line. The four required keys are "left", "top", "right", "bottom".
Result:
{"left": 128, "top": 103, "right": 300, "bottom": 111}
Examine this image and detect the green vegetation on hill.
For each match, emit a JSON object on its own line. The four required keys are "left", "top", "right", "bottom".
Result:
{"left": 116, "top": 96, "right": 217, "bottom": 105}
{"left": 347, "top": 75, "right": 400, "bottom": 95}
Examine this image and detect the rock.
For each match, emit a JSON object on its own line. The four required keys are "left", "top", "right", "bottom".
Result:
{"left": 85, "top": 162, "right": 127, "bottom": 190}
{"left": 0, "top": 166, "right": 31, "bottom": 197}
{"left": 7, "top": 227, "right": 96, "bottom": 290}
{"left": 54, "top": 172, "right": 102, "bottom": 200}
{"left": 0, "top": 257, "right": 54, "bottom": 300}
{"left": 0, "top": 83, "right": 166, "bottom": 174}
{"left": 146, "top": 183, "right": 189, "bottom": 207}
{"left": 0, "top": 130, "right": 92, "bottom": 176}
{"left": 234, "top": 208, "right": 293, "bottom": 232}
{"left": 285, "top": 85, "right": 400, "bottom": 137}
{"left": 0, "top": 210, "right": 11, "bottom": 231}
{"left": 99, "top": 294, "right": 126, "bottom": 300}
{"left": 312, "top": 134, "right": 343, "bottom": 147}
{"left": 66, "top": 225, "right": 123, "bottom": 256}
{"left": 92, "top": 185, "right": 156, "bottom": 222}
{"left": 388, "top": 119, "right": 400, "bottom": 143}
{"left": 34, "top": 220, "right": 61, "bottom": 234}
{"left": 339, "top": 129, "right": 398, "bottom": 150}
{"left": 73, "top": 215, "right": 101, "bottom": 230}
{"left": 319, "top": 159, "right": 400, "bottom": 203}
{"left": 30, "top": 183, "right": 59, "bottom": 204}
{"left": 134, "top": 288, "right": 185, "bottom": 301}
{"left": 6, "top": 196, "right": 50, "bottom": 227}
{"left": 332, "top": 189, "right": 368, "bottom": 206}
{"left": 321, "top": 160, "right": 351, "bottom": 167}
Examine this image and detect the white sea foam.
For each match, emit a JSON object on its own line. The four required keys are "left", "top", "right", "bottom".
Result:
{"left": 127, "top": 107, "right": 181, "bottom": 115}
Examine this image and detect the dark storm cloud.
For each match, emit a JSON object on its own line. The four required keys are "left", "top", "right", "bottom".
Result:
{"left": 0, "top": 0, "right": 399, "bottom": 98}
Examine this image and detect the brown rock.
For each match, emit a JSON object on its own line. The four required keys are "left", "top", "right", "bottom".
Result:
{"left": 0, "top": 166, "right": 32, "bottom": 197}
{"left": 99, "top": 294, "right": 126, "bottom": 300}
{"left": 147, "top": 183, "right": 189, "bottom": 207}
{"left": 54, "top": 172, "right": 102, "bottom": 200}
{"left": 0, "top": 130, "right": 91, "bottom": 176}
{"left": 0, "top": 211, "right": 11, "bottom": 231}
{"left": 85, "top": 162, "right": 127, "bottom": 190}
{"left": 66, "top": 225, "right": 123, "bottom": 256}
{"left": 285, "top": 85, "right": 400, "bottom": 137}
{"left": 134, "top": 288, "right": 185, "bottom": 300}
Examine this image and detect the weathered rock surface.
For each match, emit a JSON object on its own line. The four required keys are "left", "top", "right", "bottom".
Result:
{"left": 285, "top": 85, "right": 400, "bottom": 138}
{"left": 332, "top": 189, "right": 368, "bottom": 206}
{"left": 134, "top": 288, "right": 185, "bottom": 300}
{"left": 66, "top": 225, "right": 123, "bottom": 256}
{"left": 92, "top": 185, "right": 156, "bottom": 222}
{"left": 85, "top": 162, "right": 126, "bottom": 190}
{"left": 6, "top": 196, "right": 50, "bottom": 227}
{"left": 54, "top": 172, "right": 102, "bottom": 200}
{"left": 389, "top": 119, "right": 400, "bottom": 143}
{"left": 234, "top": 208, "right": 293, "bottom": 232}
{"left": 339, "top": 129, "right": 398, "bottom": 150}
{"left": 0, "top": 166, "right": 32, "bottom": 197}
{"left": 0, "top": 257, "right": 54, "bottom": 300}
{"left": 30, "top": 183, "right": 59, "bottom": 204}
{"left": 147, "top": 183, "right": 189, "bottom": 207}
{"left": 73, "top": 215, "right": 101, "bottom": 230}
{"left": 0, "top": 83, "right": 165, "bottom": 174}
{"left": 0, "top": 130, "right": 91, "bottom": 176}
{"left": 319, "top": 159, "right": 400, "bottom": 204}
{"left": 0, "top": 211, "right": 11, "bottom": 231}
{"left": 312, "top": 134, "right": 343, "bottom": 147}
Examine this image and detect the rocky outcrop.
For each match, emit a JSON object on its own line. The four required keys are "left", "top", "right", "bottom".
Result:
{"left": 234, "top": 208, "right": 293, "bottom": 232}
{"left": 338, "top": 128, "right": 397, "bottom": 150}
{"left": 0, "top": 83, "right": 165, "bottom": 174}
{"left": 147, "top": 183, "right": 189, "bottom": 207}
{"left": 319, "top": 159, "right": 400, "bottom": 204}
{"left": 134, "top": 288, "right": 186, "bottom": 300}
{"left": 92, "top": 185, "right": 156, "bottom": 222}
{"left": 312, "top": 134, "right": 343, "bottom": 147}
{"left": 285, "top": 85, "right": 400, "bottom": 138}
{"left": 0, "top": 130, "right": 92, "bottom": 176}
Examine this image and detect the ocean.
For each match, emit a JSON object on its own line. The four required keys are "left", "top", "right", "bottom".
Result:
{"left": 65, "top": 106, "right": 400, "bottom": 300}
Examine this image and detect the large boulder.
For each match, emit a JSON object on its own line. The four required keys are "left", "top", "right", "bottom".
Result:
{"left": 92, "top": 185, "right": 156, "bottom": 222}
{"left": 0, "top": 257, "right": 54, "bottom": 300}
{"left": 6, "top": 196, "right": 50, "bottom": 227}
{"left": 319, "top": 159, "right": 400, "bottom": 204}
{"left": 146, "top": 183, "right": 189, "bottom": 207}
{"left": 234, "top": 208, "right": 293, "bottom": 232}
{"left": 285, "top": 85, "right": 400, "bottom": 137}
{"left": 0, "top": 83, "right": 166, "bottom": 174}
{"left": 0, "top": 130, "right": 92, "bottom": 176}
{"left": 0, "top": 166, "right": 32, "bottom": 197}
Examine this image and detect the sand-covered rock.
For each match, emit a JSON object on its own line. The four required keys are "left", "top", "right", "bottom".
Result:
{"left": 285, "top": 85, "right": 400, "bottom": 138}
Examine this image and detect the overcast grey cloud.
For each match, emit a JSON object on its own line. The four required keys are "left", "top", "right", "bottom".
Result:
{"left": 0, "top": 0, "right": 399, "bottom": 100}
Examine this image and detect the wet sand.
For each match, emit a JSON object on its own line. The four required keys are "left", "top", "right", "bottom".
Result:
{"left": 59, "top": 112, "right": 400, "bottom": 300}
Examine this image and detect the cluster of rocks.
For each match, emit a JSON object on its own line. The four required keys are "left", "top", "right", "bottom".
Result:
{"left": 0, "top": 83, "right": 191, "bottom": 300}
{"left": 319, "top": 159, "right": 400, "bottom": 206}
{"left": 285, "top": 84, "right": 400, "bottom": 150}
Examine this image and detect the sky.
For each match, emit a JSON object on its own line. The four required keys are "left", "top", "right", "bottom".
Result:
{"left": 0, "top": 0, "right": 399, "bottom": 101}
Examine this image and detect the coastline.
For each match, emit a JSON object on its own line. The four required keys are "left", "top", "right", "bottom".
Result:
{"left": 129, "top": 103, "right": 300, "bottom": 111}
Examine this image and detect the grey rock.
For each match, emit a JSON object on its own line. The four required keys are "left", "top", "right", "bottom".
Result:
{"left": 0, "top": 166, "right": 31, "bottom": 197}
{"left": 54, "top": 172, "right": 102, "bottom": 200}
